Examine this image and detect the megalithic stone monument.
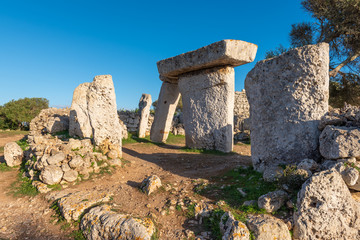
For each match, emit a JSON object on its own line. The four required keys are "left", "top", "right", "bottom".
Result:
{"left": 151, "top": 40, "right": 257, "bottom": 152}
{"left": 138, "top": 94, "right": 152, "bottom": 138}
{"left": 245, "top": 43, "right": 329, "bottom": 171}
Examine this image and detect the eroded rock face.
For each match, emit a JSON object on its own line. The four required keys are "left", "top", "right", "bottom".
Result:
{"left": 319, "top": 125, "right": 360, "bottom": 159}
{"left": 4, "top": 142, "right": 23, "bottom": 167}
{"left": 179, "top": 66, "right": 234, "bottom": 153}
{"left": 247, "top": 214, "right": 291, "bottom": 240}
{"left": 80, "top": 205, "right": 155, "bottom": 240}
{"left": 138, "top": 94, "right": 152, "bottom": 138}
{"left": 69, "top": 75, "right": 122, "bottom": 157}
{"left": 293, "top": 169, "right": 360, "bottom": 239}
{"left": 220, "top": 212, "right": 250, "bottom": 240}
{"left": 39, "top": 165, "right": 63, "bottom": 185}
{"left": 57, "top": 190, "right": 113, "bottom": 222}
{"left": 245, "top": 43, "right": 329, "bottom": 171}
{"left": 69, "top": 83, "right": 92, "bottom": 138}
{"left": 140, "top": 175, "right": 162, "bottom": 195}
{"left": 258, "top": 190, "right": 288, "bottom": 213}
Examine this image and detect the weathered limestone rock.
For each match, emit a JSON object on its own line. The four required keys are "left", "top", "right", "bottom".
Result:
{"left": 319, "top": 125, "right": 360, "bottom": 159}
{"left": 47, "top": 152, "right": 66, "bottom": 165}
{"left": 245, "top": 43, "right": 329, "bottom": 171}
{"left": 138, "top": 94, "right": 152, "bottom": 138}
{"left": 140, "top": 175, "right": 162, "bottom": 195}
{"left": 30, "top": 108, "right": 70, "bottom": 135}
{"left": 297, "top": 158, "right": 318, "bottom": 172}
{"left": 234, "top": 90, "right": 250, "bottom": 132}
{"left": 247, "top": 215, "right": 291, "bottom": 240}
{"left": 293, "top": 169, "right": 360, "bottom": 239}
{"left": 4, "top": 142, "right": 23, "bottom": 167}
{"left": 87, "top": 75, "right": 122, "bottom": 157}
{"left": 62, "top": 169, "right": 78, "bottom": 182}
{"left": 57, "top": 190, "right": 113, "bottom": 222}
{"left": 39, "top": 165, "right": 63, "bottom": 185}
{"left": 220, "top": 212, "right": 250, "bottom": 240}
{"left": 150, "top": 82, "right": 181, "bottom": 142}
{"left": 69, "top": 82, "right": 92, "bottom": 138}
{"left": 179, "top": 66, "right": 234, "bottom": 152}
{"left": 80, "top": 205, "right": 155, "bottom": 240}
{"left": 157, "top": 39, "right": 257, "bottom": 82}
{"left": 258, "top": 190, "right": 288, "bottom": 213}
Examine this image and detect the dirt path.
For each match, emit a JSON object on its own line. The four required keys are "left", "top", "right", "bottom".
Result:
{"left": 0, "top": 134, "right": 252, "bottom": 239}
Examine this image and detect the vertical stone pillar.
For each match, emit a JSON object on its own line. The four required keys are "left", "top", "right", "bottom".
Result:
{"left": 179, "top": 66, "right": 234, "bottom": 152}
{"left": 150, "top": 82, "right": 181, "bottom": 142}
{"left": 138, "top": 94, "right": 152, "bottom": 138}
{"left": 245, "top": 43, "right": 329, "bottom": 171}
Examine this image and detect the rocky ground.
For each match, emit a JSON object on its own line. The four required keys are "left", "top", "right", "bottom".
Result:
{"left": 0, "top": 131, "right": 251, "bottom": 240}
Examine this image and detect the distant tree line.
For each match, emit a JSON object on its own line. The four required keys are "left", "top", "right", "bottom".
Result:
{"left": 0, "top": 97, "right": 49, "bottom": 130}
{"left": 266, "top": 0, "right": 360, "bottom": 108}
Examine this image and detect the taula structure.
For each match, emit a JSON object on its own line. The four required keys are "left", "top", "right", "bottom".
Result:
{"left": 151, "top": 40, "right": 258, "bottom": 152}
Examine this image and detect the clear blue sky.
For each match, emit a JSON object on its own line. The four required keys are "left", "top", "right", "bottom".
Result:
{"left": 0, "top": 0, "right": 312, "bottom": 110}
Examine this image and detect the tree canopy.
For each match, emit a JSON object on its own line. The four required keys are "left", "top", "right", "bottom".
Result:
{"left": 0, "top": 97, "right": 49, "bottom": 129}
{"left": 265, "top": 0, "right": 360, "bottom": 107}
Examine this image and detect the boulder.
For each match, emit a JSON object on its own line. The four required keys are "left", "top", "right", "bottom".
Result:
{"left": 293, "top": 169, "right": 360, "bottom": 239}
{"left": 140, "top": 175, "right": 162, "bottom": 195}
{"left": 69, "top": 155, "right": 84, "bottom": 169}
{"left": 258, "top": 190, "right": 288, "bottom": 213}
{"left": 4, "top": 142, "right": 23, "bottom": 167}
{"left": 62, "top": 169, "right": 78, "bottom": 182}
{"left": 39, "top": 165, "right": 63, "bottom": 185}
{"left": 247, "top": 214, "right": 291, "bottom": 240}
{"left": 57, "top": 190, "right": 113, "bottom": 221}
{"left": 47, "top": 152, "right": 66, "bottom": 165}
{"left": 245, "top": 43, "right": 329, "bottom": 171}
{"left": 80, "top": 205, "right": 155, "bottom": 240}
{"left": 319, "top": 125, "right": 360, "bottom": 159}
{"left": 220, "top": 211, "right": 250, "bottom": 240}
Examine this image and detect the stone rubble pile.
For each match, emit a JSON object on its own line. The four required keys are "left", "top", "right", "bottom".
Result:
{"left": 118, "top": 110, "right": 154, "bottom": 134}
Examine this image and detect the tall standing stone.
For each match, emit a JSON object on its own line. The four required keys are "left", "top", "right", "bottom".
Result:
{"left": 69, "top": 75, "right": 122, "bottom": 158}
{"left": 150, "top": 82, "right": 181, "bottom": 142}
{"left": 69, "top": 82, "right": 92, "bottom": 138}
{"left": 138, "top": 94, "right": 152, "bottom": 138}
{"left": 154, "top": 40, "right": 257, "bottom": 152}
{"left": 245, "top": 43, "right": 329, "bottom": 171}
{"left": 87, "top": 75, "right": 122, "bottom": 157}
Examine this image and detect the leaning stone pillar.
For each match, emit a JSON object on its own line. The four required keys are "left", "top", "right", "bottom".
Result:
{"left": 156, "top": 40, "right": 257, "bottom": 152}
{"left": 138, "top": 94, "right": 152, "bottom": 138}
{"left": 150, "top": 82, "right": 181, "bottom": 142}
{"left": 245, "top": 43, "right": 329, "bottom": 171}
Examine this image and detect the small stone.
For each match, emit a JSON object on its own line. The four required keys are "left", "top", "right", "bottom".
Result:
{"left": 69, "top": 155, "right": 84, "bottom": 169}
{"left": 258, "top": 190, "right": 288, "bottom": 213}
{"left": 62, "top": 169, "right": 78, "bottom": 182}
{"left": 140, "top": 175, "right": 162, "bottom": 195}
{"left": 4, "top": 142, "right": 23, "bottom": 167}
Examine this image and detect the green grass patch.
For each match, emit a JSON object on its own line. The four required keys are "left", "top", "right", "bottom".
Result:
{"left": 68, "top": 230, "right": 86, "bottom": 240}
{"left": 52, "top": 130, "right": 71, "bottom": 139}
{"left": 8, "top": 172, "right": 38, "bottom": 197}
{"left": 0, "top": 162, "right": 17, "bottom": 172}
{"left": 181, "top": 147, "right": 233, "bottom": 155}
{"left": 199, "top": 166, "right": 277, "bottom": 207}
{"left": 0, "top": 130, "right": 29, "bottom": 137}
{"left": 48, "top": 183, "right": 62, "bottom": 191}
{"left": 123, "top": 132, "right": 185, "bottom": 146}
{"left": 0, "top": 146, "right": 4, "bottom": 154}
{"left": 16, "top": 138, "right": 29, "bottom": 151}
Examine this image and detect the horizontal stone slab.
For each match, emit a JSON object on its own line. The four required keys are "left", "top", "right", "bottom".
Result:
{"left": 157, "top": 39, "right": 257, "bottom": 82}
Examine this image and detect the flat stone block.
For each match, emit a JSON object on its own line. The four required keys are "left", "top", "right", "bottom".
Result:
{"left": 157, "top": 40, "right": 257, "bottom": 82}
{"left": 179, "top": 66, "right": 234, "bottom": 152}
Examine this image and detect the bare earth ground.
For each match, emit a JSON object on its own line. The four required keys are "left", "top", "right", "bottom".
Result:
{"left": 0, "top": 132, "right": 252, "bottom": 240}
